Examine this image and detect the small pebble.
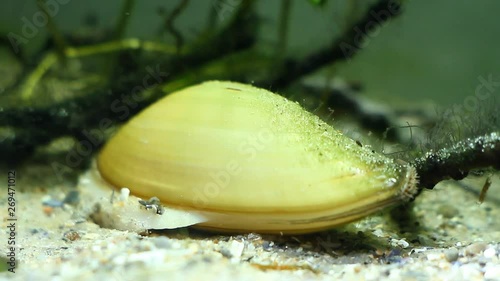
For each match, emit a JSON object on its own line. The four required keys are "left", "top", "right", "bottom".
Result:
{"left": 42, "top": 206, "right": 54, "bottom": 216}
{"left": 483, "top": 247, "right": 497, "bottom": 259}
{"left": 246, "top": 233, "right": 261, "bottom": 241}
{"left": 219, "top": 247, "right": 232, "bottom": 258}
{"left": 42, "top": 198, "right": 64, "bottom": 208}
{"left": 444, "top": 248, "right": 459, "bottom": 262}
{"left": 62, "top": 230, "right": 81, "bottom": 242}
{"left": 410, "top": 247, "right": 430, "bottom": 255}
{"left": 461, "top": 264, "right": 482, "bottom": 280}
{"left": 119, "top": 188, "right": 130, "bottom": 201}
{"left": 63, "top": 190, "right": 80, "bottom": 205}
{"left": 228, "top": 240, "right": 245, "bottom": 260}
{"left": 372, "top": 229, "right": 385, "bottom": 237}
{"left": 262, "top": 241, "right": 272, "bottom": 251}
{"left": 464, "top": 242, "right": 487, "bottom": 256}
{"left": 427, "top": 253, "right": 443, "bottom": 261}
{"left": 396, "top": 239, "right": 409, "bottom": 248}
{"left": 152, "top": 237, "right": 172, "bottom": 249}
{"left": 484, "top": 265, "right": 500, "bottom": 279}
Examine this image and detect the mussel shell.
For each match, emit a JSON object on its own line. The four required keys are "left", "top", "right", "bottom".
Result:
{"left": 97, "top": 81, "right": 417, "bottom": 233}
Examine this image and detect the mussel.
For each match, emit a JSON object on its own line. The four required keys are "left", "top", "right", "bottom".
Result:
{"left": 95, "top": 81, "right": 418, "bottom": 233}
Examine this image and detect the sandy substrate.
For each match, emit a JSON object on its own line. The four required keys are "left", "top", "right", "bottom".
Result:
{"left": 1, "top": 165, "right": 499, "bottom": 281}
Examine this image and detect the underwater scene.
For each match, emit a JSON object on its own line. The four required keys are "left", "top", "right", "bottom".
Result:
{"left": 0, "top": 0, "right": 499, "bottom": 280}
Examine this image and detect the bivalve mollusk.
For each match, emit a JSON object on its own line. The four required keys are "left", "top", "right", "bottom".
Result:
{"left": 94, "top": 80, "right": 418, "bottom": 234}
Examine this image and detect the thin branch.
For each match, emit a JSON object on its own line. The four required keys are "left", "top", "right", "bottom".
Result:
{"left": 277, "top": 0, "right": 292, "bottom": 59}
{"left": 37, "top": 0, "right": 68, "bottom": 64}
{"left": 114, "top": 0, "right": 136, "bottom": 40}
{"left": 268, "top": 0, "right": 403, "bottom": 89}
{"left": 165, "top": 0, "right": 190, "bottom": 54}
{"left": 413, "top": 132, "right": 500, "bottom": 191}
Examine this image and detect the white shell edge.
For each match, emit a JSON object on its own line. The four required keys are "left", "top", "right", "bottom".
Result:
{"left": 77, "top": 163, "right": 208, "bottom": 233}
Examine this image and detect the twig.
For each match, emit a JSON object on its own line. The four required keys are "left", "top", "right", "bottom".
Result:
{"left": 277, "top": 0, "right": 292, "bottom": 59}
{"left": 413, "top": 132, "right": 500, "bottom": 191}
{"left": 37, "top": 0, "right": 68, "bottom": 64}
{"left": 20, "top": 39, "right": 177, "bottom": 101}
{"left": 165, "top": 0, "right": 190, "bottom": 54}
{"left": 478, "top": 176, "right": 492, "bottom": 204}
{"left": 268, "top": 0, "right": 402, "bottom": 89}
{"left": 114, "top": 0, "right": 136, "bottom": 40}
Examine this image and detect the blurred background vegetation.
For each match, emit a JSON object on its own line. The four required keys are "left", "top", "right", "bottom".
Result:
{"left": 1, "top": 0, "right": 499, "bottom": 105}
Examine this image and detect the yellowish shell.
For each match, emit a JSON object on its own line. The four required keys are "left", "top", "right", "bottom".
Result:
{"left": 97, "top": 81, "right": 417, "bottom": 233}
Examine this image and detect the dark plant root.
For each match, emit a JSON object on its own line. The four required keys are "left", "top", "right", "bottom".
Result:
{"left": 413, "top": 132, "right": 500, "bottom": 193}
